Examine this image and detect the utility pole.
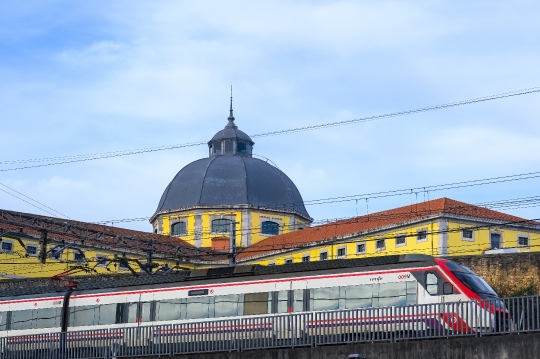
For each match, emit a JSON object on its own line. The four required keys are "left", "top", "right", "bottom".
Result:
{"left": 229, "top": 221, "right": 237, "bottom": 267}
{"left": 39, "top": 230, "right": 48, "bottom": 264}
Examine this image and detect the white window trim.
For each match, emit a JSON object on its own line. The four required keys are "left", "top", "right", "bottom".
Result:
{"left": 1, "top": 240, "right": 14, "bottom": 253}
{"left": 517, "top": 234, "right": 530, "bottom": 247}
{"left": 337, "top": 246, "right": 346, "bottom": 259}
{"left": 96, "top": 254, "right": 108, "bottom": 267}
{"left": 461, "top": 227, "right": 474, "bottom": 242}
{"left": 319, "top": 250, "right": 328, "bottom": 261}
{"left": 25, "top": 243, "right": 38, "bottom": 257}
{"left": 375, "top": 238, "right": 386, "bottom": 251}
{"left": 267, "top": 261, "right": 276, "bottom": 266}
{"left": 170, "top": 220, "right": 188, "bottom": 236}
{"left": 417, "top": 228, "right": 428, "bottom": 243}
{"left": 302, "top": 255, "right": 310, "bottom": 262}
{"left": 356, "top": 242, "right": 366, "bottom": 254}
{"left": 284, "top": 258, "right": 293, "bottom": 264}
{"left": 395, "top": 234, "right": 407, "bottom": 247}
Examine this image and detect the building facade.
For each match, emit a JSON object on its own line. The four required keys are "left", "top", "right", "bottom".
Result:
{"left": 149, "top": 99, "right": 313, "bottom": 249}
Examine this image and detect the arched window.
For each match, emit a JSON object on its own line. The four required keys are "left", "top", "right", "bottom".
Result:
{"left": 261, "top": 221, "right": 279, "bottom": 235}
{"left": 171, "top": 222, "right": 187, "bottom": 236}
{"left": 212, "top": 219, "right": 231, "bottom": 233}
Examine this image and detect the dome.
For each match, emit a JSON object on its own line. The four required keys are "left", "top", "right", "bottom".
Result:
{"left": 154, "top": 155, "right": 311, "bottom": 220}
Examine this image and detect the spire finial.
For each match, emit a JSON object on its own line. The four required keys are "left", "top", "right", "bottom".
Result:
{"left": 227, "top": 85, "right": 235, "bottom": 127}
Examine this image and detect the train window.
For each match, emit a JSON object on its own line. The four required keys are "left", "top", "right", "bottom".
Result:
{"left": 127, "top": 302, "right": 138, "bottom": 323}
{"left": 96, "top": 304, "right": 118, "bottom": 326}
{"left": 0, "top": 311, "right": 8, "bottom": 330}
{"left": 185, "top": 297, "right": 212, "bottom": 319}
{"left": 311, "top": 287, "right": 339, "bottom": 311}
{"left": 215, "top": 295, "right": 241, "bottom": 318}
{"left": 292, "top": 289, "right": 304, "bottom": 312}
{"left": 70, "top": 305, "right": 98, "bottom": 327}
{"left": 340, "top": 285, "right": 373, "bottom": 309}
{"left": 379, "top": 282, "right": 406, "bottom": 297}
{"left": 426, "top": 273, "right": 438, "bottom": 295}
{"left": 11, "top": 310, "right": 34, "bottom": 330}
{"left": 406, "top": 281, "right": 417, "bottom": 304}
{"left": 276, "top": 291, "right": 289, "bottom": 313}
{"left": 244, "top": 292, "right": 269, "bottom": 316}
{"left": 35, "top": 308, "right": 61, "bottom": 329}
{"left": 155, "top": 299, "right": 185, "bottom": 322}
{"left": 375, "top": 296, "right": 407, "bottom": 307}
{"left": 141, "top": 302, "right": 153, "bottom": 322}
{"left": 443, "top": 282, "right": 454, "bottom": 295}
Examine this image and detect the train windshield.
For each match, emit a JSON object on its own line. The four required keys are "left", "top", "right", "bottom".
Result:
{"left": 445, "top": 260, "right": 499, "bottom": 299}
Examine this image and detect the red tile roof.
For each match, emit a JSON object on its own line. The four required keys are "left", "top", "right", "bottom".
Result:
{"left": 238, "top": 197, "right": 535, "bottom": 260}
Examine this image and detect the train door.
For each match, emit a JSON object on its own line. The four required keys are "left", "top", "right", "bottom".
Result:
{"left": 127, "top": 294, "right": 153, "bottom": 326}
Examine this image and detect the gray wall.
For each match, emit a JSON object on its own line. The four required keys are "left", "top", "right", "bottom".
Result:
{"left": 143, "top": 333, "right": 540, "bottom": 359}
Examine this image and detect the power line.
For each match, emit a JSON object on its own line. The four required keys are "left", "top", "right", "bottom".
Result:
{"left": 1, "top": 86, "right": 539, "bottom": 171}
{"left": 0, "top": 182, "right": 70, "bottom": 219}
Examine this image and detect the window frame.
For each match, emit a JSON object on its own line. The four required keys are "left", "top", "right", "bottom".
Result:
{"left": 337, "top": 246, "right": 346, "bottom": 259}
{"left": 416, "top": 228, "right": 428, "bottom": 243}
{"left": 461, "top": 228, "right": 474, "bottom": 242}
{"left": 489, "top": 231, "right": 502, "bottom": 250}
{"left": 375, "top": 238, "right": 386, "bottom": 251}
{"left": 73, "top": 249, "right": 85, "bottom": 263}
{"left": 319, "top": 251, "right": 328, "bottom": 261}
{"left": 284, "top": 258, "right": 293, "bottom": 264}
{"left": 25, "top": 243, "right": 38, "bottom": 257}
{"left": 171, "top": 221, "right": 187, "bottom": 236}
{"left": 517, "top": 234, "right": 530, "bottom": 247}
{"left": 1, "top": 240, "right": 14, "bottom": 253}
{"left": 395, "top": 234, "right": 406, "bottom": 247}
{"left": 211, "top": 219, "right": 232, "bottom": 234}
{"left": 261, "top": 221, "right": 280, "bottom": 236}
{"left": 302, "top": 255, "right": 310, "bottom": 262}
{"left": 356, "top": 242, "right": 366, "bottom": 254}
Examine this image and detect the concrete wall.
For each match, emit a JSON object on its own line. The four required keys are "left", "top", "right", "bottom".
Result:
{"left": 148, "top": 332, "right": 540, "bottom": 359}
{"left": 452, "top": 252, "right": 540, "bottom": 297}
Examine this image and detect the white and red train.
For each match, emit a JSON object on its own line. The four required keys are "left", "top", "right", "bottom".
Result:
{"left": 0, "top": 254, "right": 503, "bottom": 339}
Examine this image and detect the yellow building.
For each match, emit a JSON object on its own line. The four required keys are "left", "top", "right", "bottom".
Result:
{"left": 149, "top": 98, "right": 312, "bottom": 249}
{"left": 236, "top": 198, "right": 540, "bottom": 265}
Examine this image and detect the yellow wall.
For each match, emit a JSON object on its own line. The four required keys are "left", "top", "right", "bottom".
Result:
{"left": 157, "top": 209, "right": 308, "bottom": 248}
{"left": 246, "top": 218, "right": 540, "bottom": 266}
{"left": 0, "top": 235, "right": 190, "bottom": 279}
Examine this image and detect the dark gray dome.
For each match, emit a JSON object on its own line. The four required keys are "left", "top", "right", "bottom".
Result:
{"left": 211, "top": 127, "right": 253, "bottom": 144}
{"left": 155, "top": 155, "right": 311, "bottom": 220}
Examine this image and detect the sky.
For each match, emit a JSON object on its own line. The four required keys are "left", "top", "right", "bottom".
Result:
{"left": 1, "top": 1, "right": 540, "bottom": 231}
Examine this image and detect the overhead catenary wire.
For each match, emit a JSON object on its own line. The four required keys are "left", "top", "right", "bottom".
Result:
{"left": 0, "top": 182, "right": 70, "bottom": 219}
{"left": 1, "top": 86, "right": 540, "bottom": 171}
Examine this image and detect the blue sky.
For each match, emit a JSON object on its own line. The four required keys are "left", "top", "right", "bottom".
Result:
{"left": 1, "top": 1, "right": 540, "bottom": 230}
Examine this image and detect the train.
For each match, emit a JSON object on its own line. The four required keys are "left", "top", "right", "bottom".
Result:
{"left": 0, "top": 254, "right": 505, "bottom": 341}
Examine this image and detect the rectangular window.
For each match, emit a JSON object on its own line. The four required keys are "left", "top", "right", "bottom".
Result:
{"left": 518, "top": 235, "right": 529, "bottom": 247}
{"left": 356, "top": 242, "right": 366, "bottom": 254}
{"left": 26, "top": 244, "right": 38, "bottom": 256}
{"left": 395, "top": 235, "right": 406, "bottom": 247}
{"left": 267, "top": 262, "right": 276, "bottom": 266}
{"left": 417, "top": 229, "right": 428, "bottom": 242}
{"left": 214, "top": 142, "right": 222, "bottom": 154}
{"left": 302, "top": 255, "right": 310, "bottom": 262}
{"left": 225, "top": 140, "right": 234, "bottom": 153}
{"left": 237, "top": 142, "right": 247, "bottom": 153}
{"left": 96, "top": 254, "right": 108, "bottom": 267}
{"left": 49, "top": 247, "right": 62, "bottom": 260}
{"left": 319, "top": 251, "right": 328, "bottom": 261}
{"left": 462, "top": 228, "right": 474, "bottom": 241}
{"left": 285, "top": 258, "right": 293, "bottom": 264}
{"left": 311, "top": 287, "right": 339, "bottom": 311}
{"left": 214, "top": 294, "right": 240, "bottom": 318}
{"left": 1, "top": 241, "right": 13, "bottom": 253}
{"left": 73, "top": 250, "right": 85, "bottom": 263}
{"left": 186, "top": 297, "right": 212, "bottom": 319}
{"left": 376, "top": 239, "right": 385, "bottom": 250}
{"left": 337, "top": 247, "right": 346, "bottom": 258}
{"left": 244, "top": 292, "right": 269, "bottom": 316}
{"left": 155, "top": 299, "right": 185, "bottom": 322}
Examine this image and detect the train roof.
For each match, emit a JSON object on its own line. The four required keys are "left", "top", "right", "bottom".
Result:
{"left": 0, "top": 254, "right": 435, "bottom": 299}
